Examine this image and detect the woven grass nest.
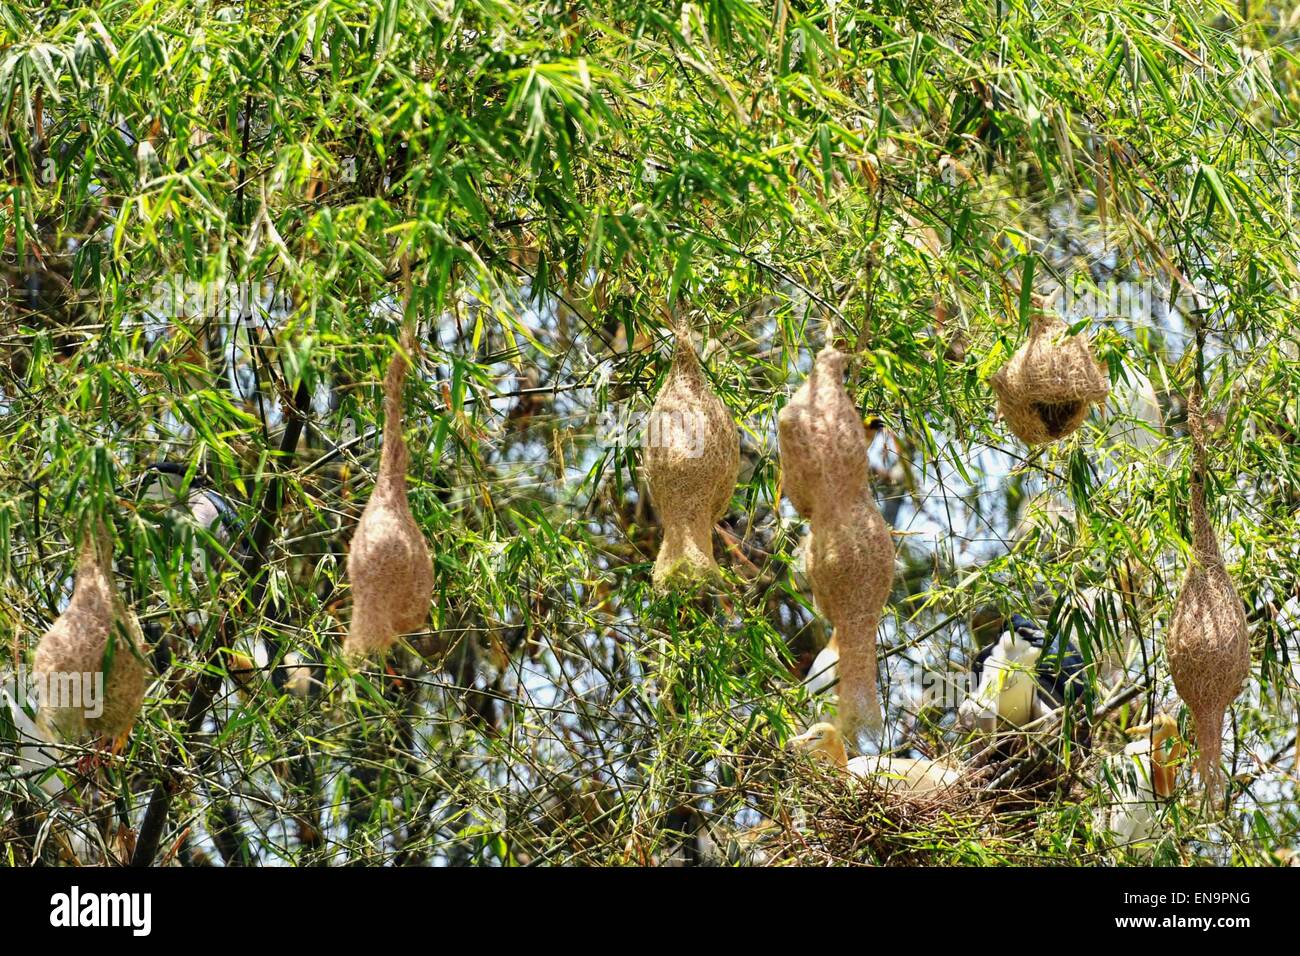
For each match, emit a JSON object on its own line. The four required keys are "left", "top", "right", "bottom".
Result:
{"left": 990, "top": 311, "right": 1110, "bottom": 445}
{"left": 776, "top": 346, "right": 870, "bottom": 518}
{"left": 774, "top": 747, "right": 1054, "bottom": 867}
{"left": 779, "top": 346, "right": 893, "bottom": 737}
{"left": 780, "top": 780, "right": 981, "bottom": 865}
{"left": 1166, "top": 389, "right": 1249, "bottom": 798}
{"left": 33, "top": 523, "right": 147, "bottom": 742}
{"left": 642, "top": 326, "right": 739, "bottom": 591}
{"left": 345, "top": 333, "right": 435, "bottom": 658}
{"left": 773, "top": 722, "right": 1083, "bottom": 865}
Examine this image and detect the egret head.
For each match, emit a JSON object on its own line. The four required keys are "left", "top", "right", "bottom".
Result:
{"left": 789, "top": 722, "right": 848, "bottom": 768}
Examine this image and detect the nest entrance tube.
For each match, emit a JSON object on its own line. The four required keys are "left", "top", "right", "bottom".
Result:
{"left": 345, "top": 327, "right": 435, "bottom": 658}
{"left": 990, "top": 311, "right": 1109, "bottom": 445}
{"left": 642, "top": 323, "right": 740, "bottom": 591}
{"left": 779, "top": 346, "right": 894, "bottom": 742}
{"left": 805, "top": 494, "right": 893, "bottom": 736}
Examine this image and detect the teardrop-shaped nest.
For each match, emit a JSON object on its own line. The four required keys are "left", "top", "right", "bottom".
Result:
{"left": 1166, "top": 394, "right": 1249, "bottom": 797}
{"left": 777, "top": 346, "right": 869, "bottom": 518}
{"left": 346, "top": 345, "right": 435, "bottom": 657}
{"left": 33, "top": 525, "right": 147, "bottom": 742}
{"left": 1168, "top": 559, "right": 1249, "bottom": 797}
{"left": 990, "top": 312, "right": 1110, "bottom": 445}
{"left": 643, "top": 329, "right": 740, "bottom": 590}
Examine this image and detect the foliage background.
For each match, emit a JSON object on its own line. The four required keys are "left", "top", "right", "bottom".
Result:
{"left": 1, "top": 0, "right": 1298, "bottom": 865}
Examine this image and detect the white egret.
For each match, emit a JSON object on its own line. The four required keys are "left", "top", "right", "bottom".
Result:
{"left": 1095, "top": 714, "right": 1185, "bottom": 848}
{"left": 789, "top": 722, "right": 963, "bottom": 794}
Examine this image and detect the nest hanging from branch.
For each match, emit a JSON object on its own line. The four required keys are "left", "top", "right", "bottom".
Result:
{"left": 779, "top": 346, "right": 893, "bottom": 737}
{"left": 33, "top": 522, "right": 147, "bottom": 742}
{"left": 990, "top": 311, "right": 1110, "bottom": 445}
{"left": 346, "top": 330, "right": 435, "bottom": 657}
{"left": 643, "top": 324, "right": 739, "bottom": 591}
{"left": 777, "top": 346, "right": 870, "bottom": 518}
{"left": 1166, "top": 388, "right": 1249, "bottom": 799}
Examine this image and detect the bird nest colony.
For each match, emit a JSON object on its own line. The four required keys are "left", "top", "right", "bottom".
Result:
{"left": 643, "top": 326, "right": 739, "bottom": 591}
{"left": 779, "top": 346, "right": 894, "bottom": 737}
{"left": 990, "top": 311, "right": 1110, "bottom": 445}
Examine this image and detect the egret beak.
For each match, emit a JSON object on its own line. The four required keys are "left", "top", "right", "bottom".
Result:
{"left": 1124, "top": 722, "right": 1153, "bottom": 738}
{"left": 788, "top": 731, "right": 817, "bottom": 751}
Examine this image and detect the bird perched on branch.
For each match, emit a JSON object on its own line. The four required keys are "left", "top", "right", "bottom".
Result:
{"left": 958, "top": 613, "right": 1087, "bottom": 733}
{"left": 136, "top": 462, "right": 321, "bottom": 697}
{"left": 140, "top": 461, "right": 240, "bottom": 542}
{"left": 135, "top": 461, "right": 241, "bottom": 635}
{"left": 1094, "top": 714, "right": 1185, "bottom": 848}
{"left": 789, "top": 722, "right": 963, "bottom": 794}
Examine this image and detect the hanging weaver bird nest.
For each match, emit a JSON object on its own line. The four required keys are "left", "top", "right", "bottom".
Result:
{"left": 345, "top": 331, "right": 434, "bottom": 657}
{"left": 643, "top": 324, "right": 739, "bottom": 591}
{"left": 1166, "top": 389, "right": 1249, "bottom": 799}
{"left": 990, "top": 311, "right": 1110, "bottom": 445}
{"left": 33, "top": 523, "right": 147, "bottom": 742}
{"left": 777, "top": 346, "right": 870, "bottom": 518}
{"left": 779, "top": 346, "right": 893, "bottom": 737}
